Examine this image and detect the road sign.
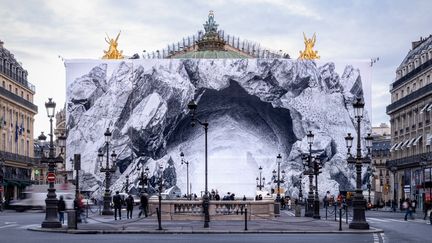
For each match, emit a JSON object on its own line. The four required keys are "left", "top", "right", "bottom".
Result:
{"left": 47, "top": 172, "right": 56, "bottom": 183}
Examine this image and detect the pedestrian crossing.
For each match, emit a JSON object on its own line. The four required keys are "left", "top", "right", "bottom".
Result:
{"left": 364, "top": 217, "right": 430, "bottom": 224}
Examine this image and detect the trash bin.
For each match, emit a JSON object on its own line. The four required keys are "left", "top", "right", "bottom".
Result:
{"left": 274, "top": 202, "right": 280, "bottom": 217}
{"left": 67, "top": 210, "right": 77, "bottom": 229}
{"left": 295, "top": 205, "right": 301, "bottom": 217}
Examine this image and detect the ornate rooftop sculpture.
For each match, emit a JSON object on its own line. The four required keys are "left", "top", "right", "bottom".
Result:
{"left": 196, "top": 11, "right": 226, "bottom": 52}
{"left": 299, "top": 32, "right": 320, "bottom": 60}
{"left": 102, "top": 31, "right": 124, "bottom": 59}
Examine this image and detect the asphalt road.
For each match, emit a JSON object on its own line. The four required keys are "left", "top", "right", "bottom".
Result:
{"left": 0, "top": 209, "right": 430, "bottom": 243}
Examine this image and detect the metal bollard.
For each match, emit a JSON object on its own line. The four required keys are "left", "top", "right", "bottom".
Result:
{"left": 339, "top": 208, "right": 342, "bottom": 231}
{"left": 244, "top": 208, "right": 248, "bottom": 231}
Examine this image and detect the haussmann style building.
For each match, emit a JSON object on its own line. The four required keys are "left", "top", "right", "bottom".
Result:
{"left": 0, "top": 40, "right": 38, "bottom": 205}
{"left": 387, "top": 34, "right": 432, "bottom": 211}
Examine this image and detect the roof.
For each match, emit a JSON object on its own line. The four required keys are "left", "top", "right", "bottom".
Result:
{"left": 144, "top": 12, "right": 289, "bottom": 59}
{"left": 398, "top": 35, "right": 432, "bottom": 69}
{"left": 173, "top": 50, "right": 249, "bottom": 59}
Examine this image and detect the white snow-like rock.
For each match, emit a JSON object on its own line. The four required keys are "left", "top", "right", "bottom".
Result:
{"left": 65, "top": 59, "right": 371, "bottom": 198}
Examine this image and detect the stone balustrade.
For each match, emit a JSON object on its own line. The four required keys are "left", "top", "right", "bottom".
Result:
{"left": 148, "top": 198, "right": 275, "bottom": 220}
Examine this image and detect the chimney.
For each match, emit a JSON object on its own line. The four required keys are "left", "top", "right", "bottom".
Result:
{"left": 0, "top": 40, "right": 3, "bottom": 48}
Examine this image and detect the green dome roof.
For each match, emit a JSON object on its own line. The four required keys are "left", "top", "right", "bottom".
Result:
{"left": 173, "top": 50, "right": 249, "bottom": 59}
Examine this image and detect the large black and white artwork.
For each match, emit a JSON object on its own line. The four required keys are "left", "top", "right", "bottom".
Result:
{"left": 65, "top": 59, "right": 371, "bottom": 198}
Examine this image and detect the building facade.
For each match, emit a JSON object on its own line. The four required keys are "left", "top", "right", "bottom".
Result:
{"left": 0, "top": 40, "right": 37, "bottom": 204}
{"left": 371, "top": 131, "right": 391, "bottom": 207}
{"left": 387, "top": 35, "right": 432, "bottom": 210}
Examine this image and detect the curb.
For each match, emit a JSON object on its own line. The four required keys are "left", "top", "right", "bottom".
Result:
{"left": 27, "top": 227, "right": 384, "bottom": 235}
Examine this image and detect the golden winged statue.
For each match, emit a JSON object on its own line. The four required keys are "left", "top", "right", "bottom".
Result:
{"left": 102, "top": 31, "right": 124, "bottom": 59}
{"left": 299, "top": 32, "right": 320, "bottom": 60}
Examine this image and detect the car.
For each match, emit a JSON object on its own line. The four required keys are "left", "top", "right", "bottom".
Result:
{"left": 9, "top": 191, "right": 75, "bottom": 212}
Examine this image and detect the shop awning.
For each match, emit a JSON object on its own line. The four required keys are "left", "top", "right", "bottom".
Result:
{"left": 406, "top": 137, "right": 417, "bottom": 148}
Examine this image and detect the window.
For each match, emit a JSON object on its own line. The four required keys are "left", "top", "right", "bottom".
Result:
{"left": 407, "top": 86, "right": 410, "bottom": 94}
{"left": 15, "top": 88, "right": 18, "bottom": 94}
{"left": 428, "top": 75, "right": 431, "bottom": 84}
{"left": 2, "top": 81, "right": 4, "bottom": 87}
{"left": 26, "top": 94, "right": 29, "bottom": 100}
{"left": 401, "top": 90, "right": 404, "bottom": 97}
{"left": 9, "top": 84, "right": 11, "bottom": 91}
{"left": 21, "top": 91, "right": 23, "bottom": 97}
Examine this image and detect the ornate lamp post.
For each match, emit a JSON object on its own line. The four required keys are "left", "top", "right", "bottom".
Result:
{"left": 187, "top": 99, "right": 210, "bottom": 228}
{"left": 298, "top": 173, "right": 303, "bottom": 202}
{"left": 256, "top": 166, "right": 265, "bottom": 191}
{"left": 366, "top": 166, "right": 372, "bottom": 206}
{"left": 180, "top": 152, "right": 190, "bottom": 199}
{"left": 137, "top": 164, "right": 149, "bottom": 193}
{"left": 97, "top": 128, "right": 117, "bottom": 215}
{"left": 345, "top": 98, "right": 372, "bottom": 230}
{"left": 273, "top": 154, "right": 285, "bottom": 202}
{"left": 41, "top": 98, "right": 66, "bottom": 228}
{"left": 304, "top": 131, "right": 315, "bottom": 217}
{"left": 390, "top": 166, "right": 398, "bottom": 212}
{"left": 313, "top": 156, "right": 322, "bottom": 219}
{"left": 125, "top": 175, "right": 129, "bottom": 194}
{"left": 0, "top": 157, "right": 4, "bottom": 211}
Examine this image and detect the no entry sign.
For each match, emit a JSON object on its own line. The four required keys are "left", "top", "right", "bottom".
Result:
{"left": 47, "top": 172, "right": 56, "bottom": 183}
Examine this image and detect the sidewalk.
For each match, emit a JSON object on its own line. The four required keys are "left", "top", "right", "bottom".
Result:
{"left": 28, "top": 209, "right": 383, "bottom": 234}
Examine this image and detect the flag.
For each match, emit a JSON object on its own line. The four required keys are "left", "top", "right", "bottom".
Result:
{"left": 15, "top": 122, "right": 19, "bottom": 142}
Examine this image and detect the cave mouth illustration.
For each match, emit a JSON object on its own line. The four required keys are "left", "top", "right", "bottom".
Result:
{"left": 166, "top": 80, "right": 299, "bottom": 196}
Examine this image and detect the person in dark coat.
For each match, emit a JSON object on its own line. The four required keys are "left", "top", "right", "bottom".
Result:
{"left": 125, "top": 195, "right": 134, "bottom": 219}
{"left": 138, "top": 193, "right": 148, "bottom": 218}
{"left": 58, "top": 195, "right": 66, "bottom": 224}
{"left": 113, "top": 191, "right": 123, "bottom": 220}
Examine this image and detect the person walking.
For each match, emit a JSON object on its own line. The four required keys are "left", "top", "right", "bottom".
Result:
{"left": 138, "top": 193, "right": 148, "bottom": 218}
{"left": 125, "top": 194, "right": 134, "bottom": 219}
{"left": 113, "top": 191, "right": 123, "bottom": 220}
{"left": 58, "top": 195, "right": 66, "bottom": 224}
{"left": 404, "top": 199, "right": 414, "bottom": 221}
{"left": 424, "top": 201, "right": 431, "bottom": 220}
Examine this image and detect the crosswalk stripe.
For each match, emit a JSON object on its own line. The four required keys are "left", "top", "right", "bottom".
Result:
{"left": 0, "top": 224, "right": 18, "bottom": 229}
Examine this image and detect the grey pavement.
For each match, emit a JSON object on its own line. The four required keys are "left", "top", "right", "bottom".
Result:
{"left": 27, "top": 207, "right": 383, "bottom": 234}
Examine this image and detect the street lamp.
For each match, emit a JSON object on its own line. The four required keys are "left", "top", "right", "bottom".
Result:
{"left": 304, "top": 130, "right": 315, "bottom": 217}
{"left": 180, "top": 152, "right": 191, "bottom": 199}
{"left": 273, "top": 154, "right": 285, "bottom": 202}
{"left": 344, "top": 98, "right": 371, "bottom": 230}
{"left": 298, "top": 173, "right": 303, "bottom": 202}
{"left": 98, "top": 128, "right": 117, "bottom": 215}
{"left": 0, "top": 157, "right": 4, "bottom": 211}
{"left": 312, "top": 156, "right": 322, "bottom": 219}
{"left": 187, "top": 99, "right": 210, "bottom": 228}
{"left": 390, "top": 166, "right": 398, "bottom": 212}
{"left": 137, "top": 163, "right": 149, "bottom": 193}
{"left": 41, "top": 98, "right": 66, "bottom": 228}
{"left": 125, "top": 175, "right": 129, "bottom": 194}
{"left": 366, "top": 166, "right": 372, "bottom": 206}
{"left": 256, "top": 166, "right": 265, "bottom": 191}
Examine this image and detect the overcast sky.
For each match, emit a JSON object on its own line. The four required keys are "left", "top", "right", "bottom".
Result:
{"left": 1, "top": 0, "right": 431, "bottom": 137}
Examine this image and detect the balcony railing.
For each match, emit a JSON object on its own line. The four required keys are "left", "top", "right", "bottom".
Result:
{"left": 387, "top": 82, "right": 432, "bottom": 114}
{"left": 0, "top": 86, "right": 38, "bottom": 112}
{"left": 0, "top": 151, "right": 36, "bottom": 164}
{"left": 391, "top": 58, "right": 432, "bottom": 91}
{"left": 386, "top": 152, "right": 430, "bottom": 169}
{"left": 0, "top": 64, "right": 35, "bottom": 93}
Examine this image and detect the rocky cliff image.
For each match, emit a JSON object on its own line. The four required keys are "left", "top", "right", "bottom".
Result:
{"left": 65, "top": 59, "right": 371, "bottom": 198}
